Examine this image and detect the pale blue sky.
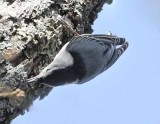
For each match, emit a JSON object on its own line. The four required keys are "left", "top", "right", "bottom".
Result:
{"left": 13, "top": 0, "right": 160, "bottom": 124}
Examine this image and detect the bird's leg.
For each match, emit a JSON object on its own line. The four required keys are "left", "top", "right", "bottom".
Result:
{"left": 0, "top": 88, "right": 25, "bottom": 98}
{"left": 57, "top": 17, "right": 79, "bottom": 36}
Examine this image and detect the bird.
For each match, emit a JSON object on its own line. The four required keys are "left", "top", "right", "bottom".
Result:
{"left": 27, "top": 34, "right": 128, "bottom": 87}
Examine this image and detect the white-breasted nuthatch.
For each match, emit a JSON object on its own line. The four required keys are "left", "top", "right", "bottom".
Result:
{"left": 27, "top": 34, "right": 128, "bottom": 87}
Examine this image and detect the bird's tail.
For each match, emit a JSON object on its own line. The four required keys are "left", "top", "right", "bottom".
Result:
{"left": 104, "top": 42, "right": 129, "bottom": 71}
{"left": 117, "top": 42, "right": 129, "bottom": 55}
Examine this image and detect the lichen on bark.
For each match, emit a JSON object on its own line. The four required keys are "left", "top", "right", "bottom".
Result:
{"left": 0, "top": 0, "right": 112, "bottom": 123}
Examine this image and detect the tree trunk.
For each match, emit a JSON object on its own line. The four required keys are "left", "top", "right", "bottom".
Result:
{"left": 0, "top": 0, "right": 112, "bottom": 123}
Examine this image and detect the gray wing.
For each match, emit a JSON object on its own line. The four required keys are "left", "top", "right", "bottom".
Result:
{"left": 66, "top": 34, "right": 128, "bottom": 83}
{"left": 84, "top": 34, "right": 129, "bottom": 72}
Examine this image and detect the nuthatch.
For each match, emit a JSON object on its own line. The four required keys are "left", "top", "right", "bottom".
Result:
{"left": 27, "top": 34, "right": 128, "bottom": 87}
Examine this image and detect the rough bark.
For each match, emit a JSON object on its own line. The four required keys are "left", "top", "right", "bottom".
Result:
{"left": 0, "top": 0, "right": 112, "bottom": 123}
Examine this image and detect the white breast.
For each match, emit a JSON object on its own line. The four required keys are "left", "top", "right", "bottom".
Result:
{"left": 53, "top": 42, "right": 73, "bottom": 67}
{"left": 40, "top": 42, "right": 74, "bottom": 75}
